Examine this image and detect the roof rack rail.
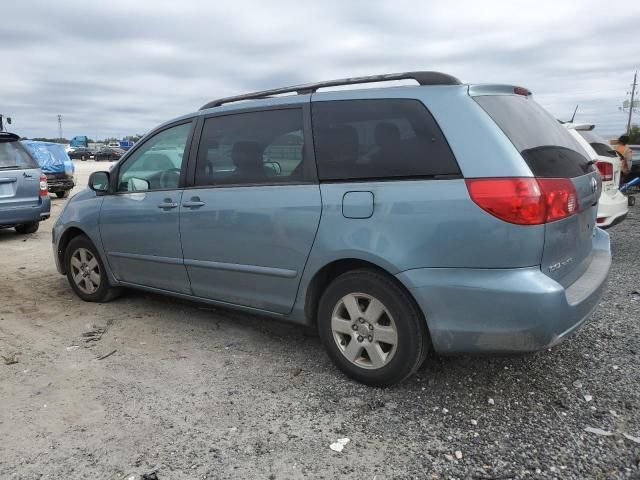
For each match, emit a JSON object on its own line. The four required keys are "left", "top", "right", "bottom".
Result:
{"left": 199, "top": 71, "right": 461, "bottom": 110}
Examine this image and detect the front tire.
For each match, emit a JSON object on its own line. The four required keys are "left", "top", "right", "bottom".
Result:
{"left": 64, "top": 235, "right": 121, "bottom": 302}
{"left": 317, "top": 269, "right": 429, "bottom": 387}
{"left": 15, "top": 222, "right": 39, "bottom": 234}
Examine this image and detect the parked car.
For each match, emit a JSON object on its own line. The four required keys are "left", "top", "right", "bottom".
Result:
{"left": 94, "top": 147, "right": 124, "bottom": 161}
{"left": 52, "top": 72, "right": 610, "bottom": 386}
{"left": 562, "top": 124, "right": 628, "bottom": 227}
{"left": 22, "top": 140, "right": 76, "bottom": 198}
{"left": 68, "top": 147, "right": 95, "bottom": 161}
{"left": 0, "top": 132, "right": 50, "bottom": 234}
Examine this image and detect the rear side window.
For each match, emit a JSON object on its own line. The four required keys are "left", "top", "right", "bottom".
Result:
{"left": 0, "top": 141, "right": 38, "bottom": 169}
{"left": 474, "top": 95, "right": 593, "bottom": 178}
{"left": 312, "top": 99, "right": 459, "bottom": 181}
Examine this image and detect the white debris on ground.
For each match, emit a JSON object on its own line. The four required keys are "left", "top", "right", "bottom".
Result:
{"left": 329, "top": 438, "right": 350, "bottom": 452}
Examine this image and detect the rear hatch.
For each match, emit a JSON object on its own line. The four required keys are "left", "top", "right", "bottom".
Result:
{"left": 0, "top": 135, "right": 42, "bottom": 210}
{"left": 473, "top": 92, "right": 600, "bottom": 287}
{"left": 575, "top": 128, "right": 622, "bottom": 191}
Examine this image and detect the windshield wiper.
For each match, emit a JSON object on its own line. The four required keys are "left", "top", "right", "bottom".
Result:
{"left": 0, "top": 165, "right": 21, "bottom": 170}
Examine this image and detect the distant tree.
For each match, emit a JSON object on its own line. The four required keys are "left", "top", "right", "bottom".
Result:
{"left": 628, "top": 124, "right": 640, "bottom": 144}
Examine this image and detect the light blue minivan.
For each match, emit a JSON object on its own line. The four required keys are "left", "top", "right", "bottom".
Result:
{"left": 53, "top": 72, "right": 610, "bottom": 386}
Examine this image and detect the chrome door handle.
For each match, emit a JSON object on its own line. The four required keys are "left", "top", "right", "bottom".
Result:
{"left": 183, "top": 201, "right": 205, "bottom": 208}
{"left": 157, "top": 201, "right": 178, "bottom": 209}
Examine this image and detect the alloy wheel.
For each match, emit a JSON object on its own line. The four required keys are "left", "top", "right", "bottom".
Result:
{"left": 331, "top": 292, "right": 398, "bottom": 369}
{"left": 70, "top": 248, "right": 101, "bottom": 294}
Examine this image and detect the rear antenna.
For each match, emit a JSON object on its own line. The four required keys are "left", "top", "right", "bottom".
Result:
{"left": 569, "top": 104, "right": 579, "bottom": 123}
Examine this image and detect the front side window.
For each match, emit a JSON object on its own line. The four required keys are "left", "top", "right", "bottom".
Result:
{"left": 311, "top": 99, "right": 459, "bottom": 181}
{"left": 194, "top": 109, "right": 305, "bottom": 186}
{"left": 117, "top": 122, "right": 192, "bottom": 192}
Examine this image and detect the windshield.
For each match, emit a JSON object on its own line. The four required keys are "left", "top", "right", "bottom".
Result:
{"left": 0, "top": 141, "right": 38, "bottom": 169}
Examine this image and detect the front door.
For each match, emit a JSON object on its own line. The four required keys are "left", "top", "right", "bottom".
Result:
{"left": 180, "top": 105, "right": 321, "bottom": 314}
{"left": 99, "top": 122, "right": 194, "bottom": 294}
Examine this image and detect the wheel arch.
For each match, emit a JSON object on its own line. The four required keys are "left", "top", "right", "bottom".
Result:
{"left": 56, "top": 226, "right": 91, "bottom": 274}
{"left": 303, "top": 258, "right": 425, "bottom": 329}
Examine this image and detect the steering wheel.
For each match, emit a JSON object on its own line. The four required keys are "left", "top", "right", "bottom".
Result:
{"left": 159, "top": 168, "right": 181, "bottom": 189}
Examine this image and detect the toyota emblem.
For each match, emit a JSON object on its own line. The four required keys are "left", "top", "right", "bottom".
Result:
{"left": 590, "top": 176, "right": 598, "bottom": 194}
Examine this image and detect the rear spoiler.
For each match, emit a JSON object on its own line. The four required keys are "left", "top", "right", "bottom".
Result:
{"left": 0, "top": 132, "right": 20, "bottom": 142}
{"left": 467, "top": 84, "right": 532, "bottom": 97}
{"left": 560, "top": 122, "right": 595, "bottom": 131}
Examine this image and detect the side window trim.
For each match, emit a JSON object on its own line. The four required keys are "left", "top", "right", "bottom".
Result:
{"left": 186, "top": 105, "right": 318, "bottom": 189}
{"left": 108, "top": 118, "right": 196, "bottom": 194}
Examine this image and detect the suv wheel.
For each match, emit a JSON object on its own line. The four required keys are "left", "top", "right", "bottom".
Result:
{"left": 317, "top": 269, "right": 429, "bottom": 387}
{"left": 64, "top": 236, "right": 121, "bottom": 302}
{"left": 14, "top": 222, "right": 39, "bottom": 234}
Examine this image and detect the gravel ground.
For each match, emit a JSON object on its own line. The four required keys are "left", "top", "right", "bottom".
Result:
{"left": 0, "top": 160, "right": 639, "bottom": 479}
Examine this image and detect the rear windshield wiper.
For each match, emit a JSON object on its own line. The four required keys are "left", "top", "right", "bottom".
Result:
{"left": 0, "top": 165, "right": 21, "bottom": 170}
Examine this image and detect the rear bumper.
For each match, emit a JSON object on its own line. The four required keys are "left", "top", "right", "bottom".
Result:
{"left": 0, "top": 196, "right": 51, "bottom": 227}
{"left": 46, "top": 176, "right": 75, "bottom": 192}
{"left": 597, "top": 191, "right": 628, "bottom": 228}
{"left": 396, "top": 228, "right": 611, "bottom": 354}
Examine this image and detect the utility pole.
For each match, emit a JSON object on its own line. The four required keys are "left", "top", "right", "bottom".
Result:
{"left": 627, "top": 71, "right": 637, "bottom": 135}
{"left": 57, "top": 114, "right": 63, "bottom": 142}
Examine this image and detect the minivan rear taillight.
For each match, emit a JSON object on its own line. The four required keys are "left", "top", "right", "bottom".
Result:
{"left": 594, "top": 161, "right": 613, "bottom": 182}
{"left": 465, "top": 177, "right": 579, "bottom": 225}
{"left": 39, "top": 174, "right": 48, "bottom": 196}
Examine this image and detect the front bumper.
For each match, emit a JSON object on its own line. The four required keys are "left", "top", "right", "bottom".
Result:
{"left": 396, "top": 228, "right": 611, "bottom": 354}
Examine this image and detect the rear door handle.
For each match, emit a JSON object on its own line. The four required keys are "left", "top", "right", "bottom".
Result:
{"left": 157, "top": 200, "right": 179, "bottom": 209}
{"left": 183, "top": 196, "right": 205, "bottom": 208}
{"left": 183, "top": 201, "right": 205, "bottom": 208}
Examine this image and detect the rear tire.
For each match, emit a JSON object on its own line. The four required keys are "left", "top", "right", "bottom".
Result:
{"left": 317, "top": 269, "right": 429, "bottom": 387}
{"left": 56, "top": 190, "right": 70, "bottom": 199}
{"left": 64, "top": 235, "right": 121, "bottom": 302}
{"left": 15, "top": 222, "right": 39, "bottom": 234}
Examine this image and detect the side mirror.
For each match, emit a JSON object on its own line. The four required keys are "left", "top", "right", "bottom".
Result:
{"left": 88, "top": 171, "right": 110, "bottom": 193}
{"left": 264, "top": 161, "right": 282, "bottom": 175}
{"left": 127, "top": 177, "right": 150, "bottom": 191}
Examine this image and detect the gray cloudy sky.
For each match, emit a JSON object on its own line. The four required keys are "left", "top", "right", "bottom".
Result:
{"left": 2, "top": 0, "right": 639, "bottom": 139}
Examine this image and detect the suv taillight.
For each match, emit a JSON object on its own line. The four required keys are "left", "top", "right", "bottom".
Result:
{"left": 39, "top": 174, "right": 48, "bottom": 197}
{"left": 465, "top": 177, "right": 579, "bottom": 225}
{"left": 595, "top": 161, "right": 613, "bottom": 182}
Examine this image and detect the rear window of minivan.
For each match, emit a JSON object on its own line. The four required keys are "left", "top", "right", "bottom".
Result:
{"left": 474, "top": 95, "right": 593, "bottom": 178}
{"left": 0, "top": 140, "right": 38, "bottom": 169}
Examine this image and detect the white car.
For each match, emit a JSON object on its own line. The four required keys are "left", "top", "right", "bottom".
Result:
{"left": 564, "top": 123, "right": 628, "bottom": 227}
